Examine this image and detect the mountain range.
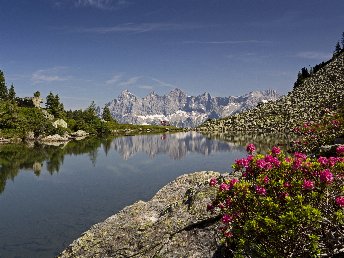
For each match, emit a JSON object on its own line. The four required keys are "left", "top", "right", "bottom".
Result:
{"left": 101, "top": 89, "right": 280, "bottom": 128}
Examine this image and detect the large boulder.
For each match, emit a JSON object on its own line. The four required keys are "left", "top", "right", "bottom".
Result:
{"left": 59, "top": 171, "right": 240, "bottom": 258}
{"left": 32, "top": 96, "right": 43, "bottom": 108}
{"left": 41, "top": 134, "right": 69, "bottom": 142}
{"left": 71, "top": 130, "right": 88, "bottom": 137}
{"left": 53, "top": 119, "right": 68, "bottom": 128}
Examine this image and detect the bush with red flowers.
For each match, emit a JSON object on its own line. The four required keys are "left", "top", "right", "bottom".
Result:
{"left": 208, "top": 144, "right": 344, "bottom": 257}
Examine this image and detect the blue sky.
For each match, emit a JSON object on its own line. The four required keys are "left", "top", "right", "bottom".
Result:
{"left": 1, "top": 0, "right": 343, "bottom": 109}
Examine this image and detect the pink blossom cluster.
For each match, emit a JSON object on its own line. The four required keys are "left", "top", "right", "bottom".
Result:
{"left": 335, "top": 196, "right": 344, "bottom": 207}
{"left": 255, "top": 185, "right": 267, "bottom": 195}
{"left": 319, "top": 169, "right": 334, "bottom": 184}
{"left": 222, "top": 214, "right": 233, "bottom": 224}
{"left": 337, "top": 145, "right": 344, "bottom": 155}
{"left": 317, "top": 156, "right": 344, "bottom": 167}
{"left": 271, "top": 146, "right": 281, "bottom": 155}
{"left": 302, "top": 179, "right": 314, "bottom": 190}
{"left": 218, "top": 178, "right": 239, "bottom": 192}
{"left": 208, "top": 144, "right": 344, "bottom": 242}
{"left": 256, "top": 154, "right": 281, "bottom": 170}
{"left": 246, "top": 143, "right": 256, "bottom": 154}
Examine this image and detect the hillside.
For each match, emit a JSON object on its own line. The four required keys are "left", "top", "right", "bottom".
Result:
{"left": 101, "top": 89, "right": 280, "bottom": 128}
{"left": 198, "top": 52, "right": 344, "bottom": 133}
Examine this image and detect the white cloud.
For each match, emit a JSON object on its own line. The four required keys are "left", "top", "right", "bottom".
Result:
{"left": 53, "top": 0, "right": 129, "bottom": 10}
{"left": 32, "top": 67, "right": 71, "bottom": 83}
{"left": 74, "top": 0, "right": 128, "bottom": 10}
{"left": 150, "top": 78, "right": 176, "bottom": 88}
{"left": 104, "top": 74, "right": 178, "bottom": 90}
{"left": 139, "top": 85, "right": 154, "bottom": 90}
{"left": 77, "top": 23, "right": 205, "bottom": 34}
{"left": 296, "top": 51, "right": 331, "bottom": 60}
{"left": 119, "top": 76, "right": 141, "bottom": 86}
{"left": 105, "top": 74, "right": 122, "bottom": 84}
{"left": 183, "top": 40, "right": 271, "bottom": 45}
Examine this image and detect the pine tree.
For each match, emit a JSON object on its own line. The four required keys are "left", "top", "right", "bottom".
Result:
{"left": 341, "top": 32, "right": 344, "bottom": 49}
{"left": 0, "top": 70, "right": 8, "bottom": 100}
{"left": 8, "top": 84, "right": 16, "bottom": 101}
{"left": 102, "top": 105, "right": 113, "bottom": 121}
{"left": 334, "top": 41, "right": 342, "bottom": 57}
{"left": 34, "top": 91, "right": 41, "bottom": 98}
{"left": 45, "top": 92, "right": 65, "bottom": 118}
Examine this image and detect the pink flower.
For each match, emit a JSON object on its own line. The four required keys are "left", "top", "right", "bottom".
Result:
{"left": 224, "top": 231, "right": 233, "bottom": 238}
{"left": 209, "top": 178, "right": 218, "bottom": 186}
{"left": 247, "top": 155, "right": 254, "bottom": 162}
{"left": 319, "top": 169, "right": 334, "bottom": 184}
{"left": 271, "top": 146, "right": 281, "bottom": 155}
{"left": 219, "top": 183, "right": 230, "bottom": 191}
{"left": 263, "top": 176, "right": 270, "bottom": 184}
{"left": 230, "top": 178, "right": 239, "bottom": 186}
{"left": 318, "top": 156, "right": 328, "bottom": 166}
{"left": 222, "top": 214, "right": 233, "bottom": 224}
{"left": 256, "top": 159, "right": 267, "bottom": 169}
{"left": 336, "top": 145, "right": 344, "bottom": 155}
{"left": 246, "top": 143, "right": 256, "bottom": 154}
{"left": 235, "top": 158, "right": 249, "bottom": 168}
{"left": 302, "top": 179, "right": 314, "bottom": 190}
{"left": 328, "top": 157, "right": 339, "bottom": 167}
{"left": 283, "top": 182, "right": 291, "bottom": 188}
{"left": 293, "top": 159, "right": 302, "bottom": 170}
{"left": 255, "top": 185, "right": 267, "bottom": 195}
{"left": 294, "top": 152, "right": 307, "bottom": 160}
{"left": 335, "top": 196, "right": 344, "bottom": 207}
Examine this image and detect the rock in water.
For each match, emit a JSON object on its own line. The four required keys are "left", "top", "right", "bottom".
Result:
{"left": 59, "top": 171, "right": 237, "bottom": 258}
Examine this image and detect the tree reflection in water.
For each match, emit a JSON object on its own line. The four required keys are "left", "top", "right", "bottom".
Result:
{"left": 0, "top": 132, "right": 291, "bottom": 194}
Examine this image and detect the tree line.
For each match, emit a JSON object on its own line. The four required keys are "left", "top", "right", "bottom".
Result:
{"left": 294, "top": 32, "right": 344, "bottom": 89}
{"left": 0, "top": 70, "right": 117, "bottom": 138}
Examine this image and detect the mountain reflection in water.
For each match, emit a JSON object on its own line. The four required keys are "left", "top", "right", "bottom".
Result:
{"left": 0, "top": 132, "right": 289, "bottom": 258}
{"left": 0, "top": 132, "right": 290, "bottom": 194}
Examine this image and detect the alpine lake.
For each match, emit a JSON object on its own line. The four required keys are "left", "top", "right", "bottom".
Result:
{"left": 0, "top": 132, "right": 290, "bottom": 258}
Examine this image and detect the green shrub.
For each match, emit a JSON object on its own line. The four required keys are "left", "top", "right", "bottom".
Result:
{"left": 208, "top": 144, "right": 344, "bottom": 257}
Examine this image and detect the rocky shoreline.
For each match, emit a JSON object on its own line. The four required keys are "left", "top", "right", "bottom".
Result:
{"left": 59, "top": 171, "right": 241, "bottom": 258}
{"left": 0, "top": 130, "right": 90, "bottom": 146}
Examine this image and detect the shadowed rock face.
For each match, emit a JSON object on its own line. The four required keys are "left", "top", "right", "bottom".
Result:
{"left": 59, "top": 171, "right": 240, "bottom": 258}
{"left": 199, "top": 52, "right": 344, "bottom": 133}
{"left": 101, "top": 89, "right": 280, "bottom": 128}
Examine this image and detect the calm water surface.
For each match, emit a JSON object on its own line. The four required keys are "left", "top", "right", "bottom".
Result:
{"left": 0, "top": 132, "right": 285, "bottom": 258}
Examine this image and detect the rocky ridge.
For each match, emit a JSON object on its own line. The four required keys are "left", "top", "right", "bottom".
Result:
{"left": 198, "top": 52, "right": 344, "bottom": 133}
{"left": 59, "top": 171, "right": 241, "bottom": 258}
{"left": 102, "top": 89, "right": 280, "bottom": 128}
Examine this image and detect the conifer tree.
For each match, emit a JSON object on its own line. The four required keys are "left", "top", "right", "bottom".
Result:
{"left": 341, "top": 32, "right": 344, "bottom": 49}
{"left": 45, "top": 92, "right": 65, "bottom": 118}
{"left": 34, "top": 91, "right": 41, "bottom": 98}
{"left": 334, "top": 41, "right": 342, "bottom": 57}
{"left": 102, "top": 105, "right": 113, "bottom": 121}
{"left": 0, "top": 70, "right": 8, "bottom": 100}
{"left": 8, "top": 84, "right": 16, "bottom": 101}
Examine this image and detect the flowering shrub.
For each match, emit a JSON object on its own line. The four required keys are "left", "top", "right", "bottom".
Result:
{"left": 291, "top": 109, "right": 344, "bottom": 154}
{"left": 208, "top": 144, "right": 344, "bottom": 257}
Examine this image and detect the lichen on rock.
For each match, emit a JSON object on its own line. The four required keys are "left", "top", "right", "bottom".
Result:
{"left": 59, "top": 171, "right": 239, "bottom": 258}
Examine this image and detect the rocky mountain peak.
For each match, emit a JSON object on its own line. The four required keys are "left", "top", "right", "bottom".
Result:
{"left": 102, "top": 88, "right": 280, "bottom": 128}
